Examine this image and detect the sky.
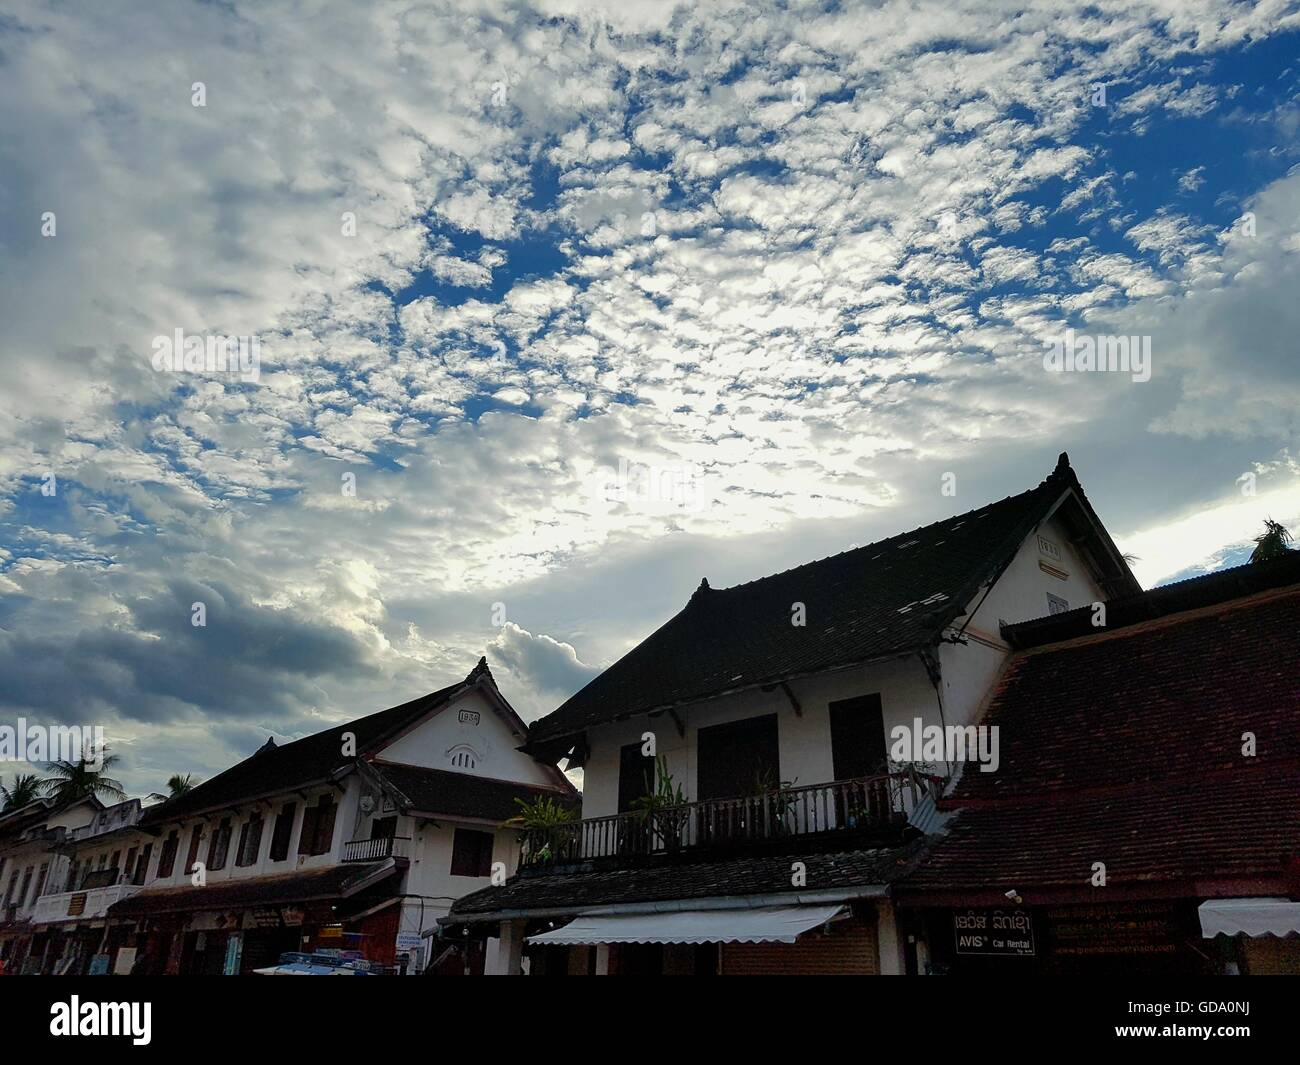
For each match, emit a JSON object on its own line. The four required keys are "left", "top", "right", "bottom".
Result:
{"left": 1, "top": 0, "right": 1299, "bottom": 797}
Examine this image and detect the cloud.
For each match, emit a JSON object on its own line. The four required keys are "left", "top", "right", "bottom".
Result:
{"left": 2, "top": 0, "right": 1299, "bottom": 793}
{"left": 486, "top": 622, "right": 600, "bottom": 720}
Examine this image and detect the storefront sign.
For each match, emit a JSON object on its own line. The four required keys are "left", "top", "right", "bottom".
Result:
{"left": 1047, "top": 903, "right": 1180, "bottom": 957}
{"left": 954, "top": 908, "right": 1035, "bottom": 956}
{"left": 114, "top": 947, "right": 137, "bottom": 975}
{"left": 396, "top": 932, "right": 424, "bottom": 949}
{"left": 319, "top": 924, "right": 343, "bottom": 939}
{"left": 280, "top": 906, "right": 304, "bottom": 926}
{"left": 88, "top": 954, "right": 111, "bottom": 976}
{"left": 251, "top": 908, "right": 283, "bottom": 928}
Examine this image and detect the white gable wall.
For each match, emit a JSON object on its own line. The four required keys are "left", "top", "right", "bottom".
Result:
{"left": 374, "top": 689, "right": 553, "bottom": 788}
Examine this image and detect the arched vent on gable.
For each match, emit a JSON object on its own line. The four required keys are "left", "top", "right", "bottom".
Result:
{"left": 447, "top": 744, "right": 480, "bottom": 771}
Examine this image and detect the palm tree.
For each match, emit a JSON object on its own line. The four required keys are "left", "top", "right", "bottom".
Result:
{"left": 1250, "top": 518, "right": 1293, "bottom": 563}
{"left": 0, "top": 773, "right": 46, "bottom": 811}
{"left": 166, "top": 773, "right": 197, "bottom": 798}
{"left": 39, "top": 751, "right": 127, "bottom": 805}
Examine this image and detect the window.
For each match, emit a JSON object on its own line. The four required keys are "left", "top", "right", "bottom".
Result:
{"left": 206, "top": 818, "right": 232, "bottom": 871}
{"left": 184, "top": 826, "right": 203, "bottom": 876}
{"left": 1047, "top": 593, "right": 1070, "bottom": 615}
{"left": 158, "top": 831, "right": 179, "bottom": 878}
{"left": 124, "top": 847, "right": 137, "bottom": 882}
{"left": 829, "top": 693, "right": 888, "bottom": 780}
{"left": 450, "top": 828, "right": 494, "bottom": 877}
{"left": 64, "top": 860, "right": 79, "bottom": 893}
{"left": 235, "top": 814, "right": 264, "bottom": 867}
{"left": 269, "top": 802, "right": 296, "bottom": 861}
{"left": 4, "top": 871, "right": 19, "bottom": 906}
{"left": 298, "top": 795, "right": 337, "bottom": 857}
{"left": 617, "top": 742, "right": 655, "bottom": 814}
{"left": 132, "top": 843, "right": 152, "bottom": 886}
{"left": 696, "top": 714, "right": 780, "bottom": 801}
{"left": 17, "top": 867, "right": 33, "bottom": 907}
{"left": 369, "top": 816, "right": 397, "bottom": 841}
{"left": 32, "top": 863, "right": 48, "bottom": 903}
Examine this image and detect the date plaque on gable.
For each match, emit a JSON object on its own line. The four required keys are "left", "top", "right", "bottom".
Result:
{"left": 458, "top": 709, "right": 481, "bottom": 726}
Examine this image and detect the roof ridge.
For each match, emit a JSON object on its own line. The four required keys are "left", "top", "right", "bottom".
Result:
{"left": 701, "top": 473, "right": 1062, "bottom": 597}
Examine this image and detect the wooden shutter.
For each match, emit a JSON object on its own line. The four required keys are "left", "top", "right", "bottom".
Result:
{"left": 313, "top": 797, "right": 336, "bottom": 855}
{"left": 185, "top": 827, "right": 203, "bottom": 875}
{"left": 270, "top": 803, "right": 296, "bottom": 861}
{"left": 298, "top": 803, "right": 320, "bottom": 856}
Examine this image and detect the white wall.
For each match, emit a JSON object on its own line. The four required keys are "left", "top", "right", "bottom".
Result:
{"left": 374, "top": 689, "right": 552, "bottom": 787}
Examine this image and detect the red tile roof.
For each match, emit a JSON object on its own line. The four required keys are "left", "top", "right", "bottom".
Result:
{"left": 901, "top": 577, "right": 1300, "bottom": 902}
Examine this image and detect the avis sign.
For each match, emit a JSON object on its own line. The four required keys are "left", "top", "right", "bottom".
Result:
{"left": 954, "top": 908, "right": 1035, "bottom": 956}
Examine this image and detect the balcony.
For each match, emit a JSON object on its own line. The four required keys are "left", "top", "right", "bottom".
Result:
{"left": 341, "top": 836, "right": 411, "bottom": 862}
{"left": 31, "top": 882, "right": 142, "bottom": 925}
{"left": 519, "top": 770, "right": 938, "bottom": 872}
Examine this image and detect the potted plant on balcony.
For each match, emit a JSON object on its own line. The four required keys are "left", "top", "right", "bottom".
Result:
{"left": 503, "top": 795, "right": 577, "bottom": 865}
{"left": 753, "top": 769, "right": 799, "bottom": 837}
{"left": 630, "top": 757, "right": 689, "bottom": 855}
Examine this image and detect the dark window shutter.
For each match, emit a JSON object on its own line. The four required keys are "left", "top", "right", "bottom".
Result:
{"left": 298, "top": 804, "right": 320, "bottom": 856}
{"left": 184, "top": 827, "right": 203, "bottom": 876}
{"left": 617, "top": 742, "right": 655, "bottom": 813}
{"left": 829, "top": 694, "right": 887, "bottom": 780}
{"left": 270, "top": 803, "right": 296, "bottom": 861}
{"left": 158, "top": 832, "right": 178, "bottom": 878}
{"left": 313, "top": 797, "right": 337, "bottom": 855}
{"left": 697, "top": 714, "right": 780, "bottom": 800}
{"left": 450, "top": 828, "right": 494, "bottom": 877}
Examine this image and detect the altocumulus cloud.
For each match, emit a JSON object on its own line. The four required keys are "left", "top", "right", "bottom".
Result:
{"left": 1, "top": 0, "right": 1299, "bottom": 792}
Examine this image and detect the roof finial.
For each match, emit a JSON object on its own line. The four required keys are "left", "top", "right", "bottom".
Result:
{"left": 468, "top": 656, "right": 489, "bottom": 681}
{"left": 688, "top": 577, "right": 711, "bottom": 604}
{"left": 1055, "top": 451, "right": 1071, "bottom": 474}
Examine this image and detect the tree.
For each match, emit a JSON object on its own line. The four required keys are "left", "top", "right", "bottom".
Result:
{"left": 0, "top": 773, "right": 46, "bottom": 812}
{"left": 39, "top": 751, "right": 126, "bottom": 805}
{"left": 166, "top": 773, "right": 197, "bottom": 798}
{"left": 1250, "top": 518, "right": 1293, "bottom": 563}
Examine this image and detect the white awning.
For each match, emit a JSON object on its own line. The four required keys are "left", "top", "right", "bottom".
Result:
{"left": 1199, "top": 898, "right": 1300, "bottom": 938}
{"left": 527, "top": 904, "right": 846, "bottom": 946}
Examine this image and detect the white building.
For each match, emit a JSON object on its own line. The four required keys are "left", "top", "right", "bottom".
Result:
{"left": 22, "top": 658, "right": 572, "bottom": 975}
{"left": 447, "top": 454, "right": 1139, "bottom": 975}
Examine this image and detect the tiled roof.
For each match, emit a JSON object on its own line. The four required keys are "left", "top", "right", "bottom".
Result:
{"left": 366, "top": 761, "right": 577, "bottom": 822}
{"left": 140, "top": 660, "right": 496, "bottom": 826}
{"left": 107, "top": 861, "right": 398, "bottom": 916}
{"left": 449, "top": 840, "right": 928, "bottom": 919}
{"left": 901, "top": 574, "right": 1300, "bottom": 898}
{"left": 529, "top": 454, "right": 1136, "bottom": 749}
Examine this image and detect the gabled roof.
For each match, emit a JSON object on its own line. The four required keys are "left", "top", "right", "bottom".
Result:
{"left": 900, "top": 560, "right": 1300, "bottom": 902}
{"left": 529, "top": 454, "right": 1137, "bottom": 752}
{"left": 140, "top": 658, "right": 516, "bottom": 826}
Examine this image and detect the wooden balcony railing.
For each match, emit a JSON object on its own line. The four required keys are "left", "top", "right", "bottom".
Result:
{"left": 341, "top": 836, "right": 411, "bottom": 862}
{"left": 519, "top": 770, "right": 936, "bottom": 870}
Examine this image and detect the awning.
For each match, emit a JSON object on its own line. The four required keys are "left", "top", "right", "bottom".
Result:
{"left": 527, "top": 905, "right": 846, "bottom": 946}
{"left": 1199, "top": 898, "right": 1300, "bottom": 938}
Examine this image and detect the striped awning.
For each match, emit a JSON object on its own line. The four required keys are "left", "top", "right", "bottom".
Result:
{"left": 1199, "top": 898, "right": 1300, "bottom": 938}
{"left": 527, "top": 905, "right": 846, "bottom": 946}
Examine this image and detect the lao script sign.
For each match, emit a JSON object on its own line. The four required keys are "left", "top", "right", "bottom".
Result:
{"left": 954, "top": 908, "right": 1035, "bottom": 956}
